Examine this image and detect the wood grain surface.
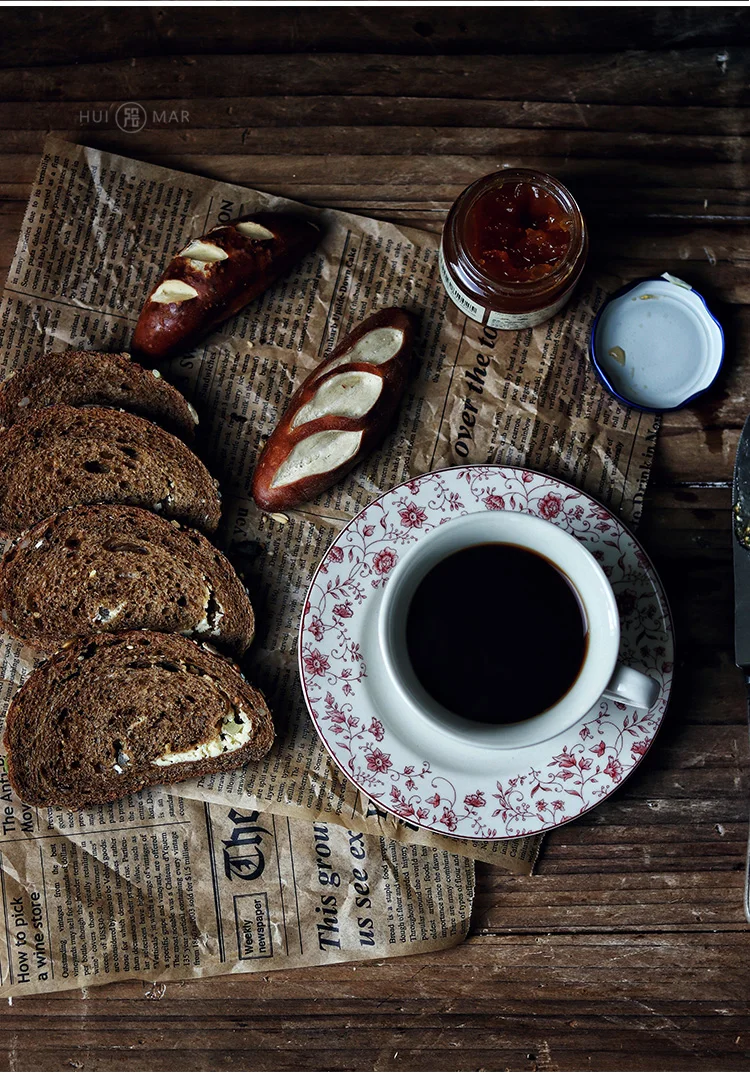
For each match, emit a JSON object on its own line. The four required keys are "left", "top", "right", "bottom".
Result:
{"left": 0, "top": 7, "right": 749, "bottom": 1071}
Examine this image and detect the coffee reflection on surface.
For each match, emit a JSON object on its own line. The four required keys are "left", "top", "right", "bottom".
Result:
{"left": 405, "top": 543, "right": 588, "bottom": 724}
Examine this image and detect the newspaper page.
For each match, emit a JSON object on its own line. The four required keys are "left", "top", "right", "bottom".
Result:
{"left": 0, "top": 139, "right": 659, "bottom": 876}
{"left": 0, "top": 762, "right": 473, "bottom": 998}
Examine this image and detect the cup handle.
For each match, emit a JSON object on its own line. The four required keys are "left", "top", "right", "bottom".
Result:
{"left": 604, "top": 663, "right": 660, "bottom": 711}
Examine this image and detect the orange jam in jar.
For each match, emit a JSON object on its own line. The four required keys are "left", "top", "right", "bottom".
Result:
{"left": 440, "top": 169, "right": 587, "bottom": 330}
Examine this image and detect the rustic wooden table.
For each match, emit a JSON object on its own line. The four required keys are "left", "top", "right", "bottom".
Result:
{"left": 1, "top": 7, "right": 749, "bottom": 1070}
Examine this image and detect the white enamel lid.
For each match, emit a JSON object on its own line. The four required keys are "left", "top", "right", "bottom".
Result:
{"left": 590, "top": 273, "right": 724, "bottom": 411}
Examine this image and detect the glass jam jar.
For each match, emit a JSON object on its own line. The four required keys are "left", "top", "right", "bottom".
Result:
{"left": 440, "top": 168, "right": 588, "bottom": 330}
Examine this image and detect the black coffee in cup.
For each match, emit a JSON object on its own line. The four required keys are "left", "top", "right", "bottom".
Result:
{"left": 405, "top": 543, "right": 588, "bottom": 724}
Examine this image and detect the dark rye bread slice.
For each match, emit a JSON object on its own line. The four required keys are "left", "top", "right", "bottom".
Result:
{"left": 0, "top": 405, "right": 221, "bottom": 537}
{"left": 0, "top": 350, "right": 199, "bottom": 441}
{"left": 5, "top": 631, "right": 274, "bottom": 810}
{"left": 0, "top": 505, "right": 254, "bottom": 655}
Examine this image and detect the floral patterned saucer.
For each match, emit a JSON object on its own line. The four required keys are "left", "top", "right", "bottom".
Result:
{"left": 298, "top": 466, "right": 674, "bottom": 841}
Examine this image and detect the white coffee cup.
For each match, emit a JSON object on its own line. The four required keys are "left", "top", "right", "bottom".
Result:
{"left": 378, "top": 510, "right": 660, "bottom": 750}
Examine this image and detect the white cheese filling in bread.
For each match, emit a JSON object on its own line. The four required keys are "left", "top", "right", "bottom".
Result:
{"left": 193, "top": 583, "right": 225, "bottom": 636}
{"left": 291, "top": 370, "right": 383, "bottom": 428}
{"left": 234, "top": 221, "right": 275, "bottom": 240}
{"left": 320, "top": 327, "right": 404, "bottom": 376}
{"left": 180, "top": 239, "right": 228, "bottom": 263}
{"left": 270, "top": 429, "right": 362, "bottom": 489}
{"left": 150, "top": 280, "right": 200, "bottom": 304}
{"left": 153, "top": 707, "right": 254, "bottom": 766}
{"left": 93, "top": 601, "right": 125, "bottom": 625}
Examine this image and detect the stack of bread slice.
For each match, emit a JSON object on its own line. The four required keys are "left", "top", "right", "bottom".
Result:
{"left": 0, "top": 349, "right": 273, "bottom": 810}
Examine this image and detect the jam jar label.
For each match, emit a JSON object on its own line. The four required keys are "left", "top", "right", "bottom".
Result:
{"left": 439, "top": 246, "right": 574, "bottom": 330}
{"left": 485, "top": 288, "right": 575, "bottom": 330}
{"left": 439, "top": 247, "right": 487, "bottom": 323}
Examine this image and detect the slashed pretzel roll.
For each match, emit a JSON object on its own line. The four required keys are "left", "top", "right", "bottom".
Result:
{"left": 251, "top": 307, "right": 417, "bottom": 512}
{"left": 132, "top": 212, "right": 321, "bottom": 361}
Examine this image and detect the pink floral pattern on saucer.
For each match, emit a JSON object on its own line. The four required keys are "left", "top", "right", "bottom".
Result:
{"left": 298, "top": 466, "right": 674, "bottom": 841}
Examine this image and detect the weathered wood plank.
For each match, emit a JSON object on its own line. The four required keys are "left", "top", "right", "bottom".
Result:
{"left": 472, "top": 874, "right": 747, "bottom": 932}
{"left": 0, "top": 934, "right": 748, "bottom": 1071}
{"left": 533, "top": 822, "right": 747, "bottom": 875}
{"left": 0, "top": 1047, "right": 741, "bottom": 1073}
{"left": 1, "top": 51, "right": 746, "bottom": 107}
{"left": 2, "top": 124, "right": 748, "bottom": 165}
{"left": 2, "top": 98, "right": 749, "bottom": 137}
{"left": 1, "top": 7, "right": 748, "bottom": 66}
{"left": 0, "top": 150, "right": 746, "bottom": 189}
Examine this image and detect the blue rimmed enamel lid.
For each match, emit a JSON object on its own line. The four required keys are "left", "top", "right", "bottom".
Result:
{"left": 590, "top": 273, "right": 724, "bottom": 411}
